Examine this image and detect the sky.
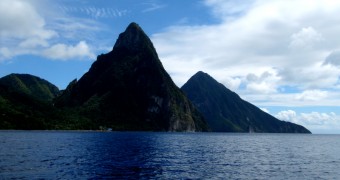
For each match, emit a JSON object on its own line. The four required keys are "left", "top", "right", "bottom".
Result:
{"left": 1, "top": 0, "right": 340, "bottom": 134}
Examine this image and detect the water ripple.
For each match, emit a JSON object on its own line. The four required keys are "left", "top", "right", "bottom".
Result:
{"left": 1, "top": 131, "right": 340, "bottom": 179}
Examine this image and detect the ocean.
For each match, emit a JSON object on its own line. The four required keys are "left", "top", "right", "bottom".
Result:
{"left": 1, "top": 131, "right": 339, "bottom": 179}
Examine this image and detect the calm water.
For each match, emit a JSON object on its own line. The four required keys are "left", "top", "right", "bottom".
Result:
{"left": 1, "top": 131, "right": 340, "bottom": 179}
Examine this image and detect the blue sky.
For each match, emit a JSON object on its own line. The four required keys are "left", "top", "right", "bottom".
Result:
{"left": 1, "top": 0, "right": 340, "bottom": 134}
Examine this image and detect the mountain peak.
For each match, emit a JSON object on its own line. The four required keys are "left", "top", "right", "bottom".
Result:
{"left": 113, "top": 22, "right": 152, "bottom": 52}
{"left": 188, "top": 71, "right": 225, "bottom": 90}
{"left": 193, "top": 71, "right": 213, "bottom": 80}
{"left": 126, "top": 22, "right": 142, "bottom": 31}
{"left": 194, "top": 71, "right": 207, "bottom": 76}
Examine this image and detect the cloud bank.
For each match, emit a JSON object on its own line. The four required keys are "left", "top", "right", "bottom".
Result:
{"left": 42, "top": 41, "right": 95, "bottom": 60}
{"left": 0, "top": 0, "right": 98, "bottom": 61}
{"left": 276, "top": 110, "right": 340, "bottom": 134}
{"left": 152, "top": 0, "right": 340, "bottom": 107}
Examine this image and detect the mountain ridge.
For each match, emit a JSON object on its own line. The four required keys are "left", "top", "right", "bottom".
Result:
{"left": 0, "top": 73, "right": 59, "bottom": 101}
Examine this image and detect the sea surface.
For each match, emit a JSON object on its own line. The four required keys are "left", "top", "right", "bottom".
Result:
{"left": 0, "top": 131, "right": 340, "bottom": 179}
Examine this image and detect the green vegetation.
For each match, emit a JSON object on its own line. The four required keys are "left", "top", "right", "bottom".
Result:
{"left": 0, "top": 74, "right": 59, "bottom": 101}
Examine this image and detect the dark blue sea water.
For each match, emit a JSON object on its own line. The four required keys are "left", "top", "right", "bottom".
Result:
{"left": 1, "top": 131, "right": 340, "bottom": 179}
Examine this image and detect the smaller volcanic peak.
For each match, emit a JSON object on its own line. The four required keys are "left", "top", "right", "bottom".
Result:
{"left": 182, "top": 71, "right": 311, "bottom": 133}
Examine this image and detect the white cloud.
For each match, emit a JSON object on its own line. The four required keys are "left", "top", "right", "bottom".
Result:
{"left": 221, "top": 76, "right": 242, "bottom": 91}
{"left": 295, "top": 90, "right": 328, "bottom": 101}
{"left": 300, "top": 112, "right": 336, "bottom": 125}
{"left": 324, "top": 50, "right": 340, "bottom": 67}
{"left": 276, "top": 110, "right": 297, "bottom": 122}
{"left": 241, "top": 90, "right": 340, "bottom": 107}
{"left": 204, "top": 0, "right": 255, "bottom": 20}
{"left": 0, "top": 48, "right": 12, "bottom": 59}
{"left": 42, "top": 41, "right": 95, "bottom": 60}
{"left": 275, "top": 110, "right": 340, "bottom": 134}
{"left": 142, "top": 2, "right": 167, "bottom": 13}
{"left": 0, "top": 0, "right": 58, "bottom": 60}
{"left": 278, "top": 63, "right": 340, "bottom": 89}
{"left": 0, "top": 0, "right": 98, "bottom": 61}
{"left": 245, "top": 70, "right": 280, "bottom": 94}
{"left": 289, "top": 27, "right": 323, "bottom": 49}
{"left": 246, "top": 82, "right": 275, "bottom": 94}
{"left": 19, "top": 38, "right": 49, "bottom": 48}
{"left": 59, "top": 6, "right": 128, "bottom": 18}
{"left": 0, "top": 0, "right": 56, "bottom": 40}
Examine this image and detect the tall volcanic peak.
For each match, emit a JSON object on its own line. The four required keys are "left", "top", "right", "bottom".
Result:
{"left": 56, "top": 22, "right": 208, "bottom": 132}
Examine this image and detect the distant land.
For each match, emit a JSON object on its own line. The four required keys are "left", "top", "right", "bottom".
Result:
{"left": 0, "top": 22, "right": 310, "bottom": 133}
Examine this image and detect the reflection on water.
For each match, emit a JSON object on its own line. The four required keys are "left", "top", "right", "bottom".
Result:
{"left": 1, "top": 131, "right": 340, "bottom": 179}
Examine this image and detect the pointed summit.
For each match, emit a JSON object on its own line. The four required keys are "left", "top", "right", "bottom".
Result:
{"left": 113, "top": 22, "right": 154, "bottom": 53}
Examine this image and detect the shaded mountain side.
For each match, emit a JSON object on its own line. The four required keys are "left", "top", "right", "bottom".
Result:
{"left": 0, "top": 74, "right": 59, "bottom": 101}
{"left": 55, "top": 22, "right": 208, "bottom": 132}
{"left": 181, "top": 71, "right": 311, "bottom": 133}
{"left": 0, "top": 83, "right": 55, "bottom": 129}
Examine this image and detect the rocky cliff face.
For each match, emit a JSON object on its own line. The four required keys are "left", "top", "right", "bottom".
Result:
{"left": 181, "top": 71, "right": 311, "bottom": 133}
{"left": 56, "top": 23, "right": 208, "bottom": 132}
